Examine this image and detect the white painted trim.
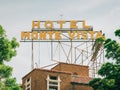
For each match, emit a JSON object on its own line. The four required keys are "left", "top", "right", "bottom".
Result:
{"left": 25, "top": 77, "right": 31, "bottom": 90}
{"left": 46, "top": 75, "right": 61, "bottom": 90}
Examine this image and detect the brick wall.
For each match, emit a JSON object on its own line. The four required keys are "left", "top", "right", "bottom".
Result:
{"left": 22, "top": 63, "right": 92, "bottom": 90}
{"left": 71, "top": 84, "right": 93, "bottom": 90}
{"left": 52, "top": 63, "right": 89, "bottom": 76}
{"left": 23, "top": 69, "right": 72, "bottom": 90}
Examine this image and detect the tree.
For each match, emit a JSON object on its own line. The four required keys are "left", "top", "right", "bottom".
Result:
{"left": 89, "top": 29, "right": 120, "bottom": 90}
{"left": 0, "top": 25, "right": 21, "bottom": 90}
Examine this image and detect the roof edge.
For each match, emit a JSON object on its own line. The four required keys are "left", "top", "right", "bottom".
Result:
{"left": 51, "top": 62, "right": 89, "bottom": 70}
{"left": 22, "top": 68, "right": 72, "bottom": 79}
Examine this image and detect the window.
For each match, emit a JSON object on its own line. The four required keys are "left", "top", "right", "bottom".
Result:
{"left": 50, "top": 76, "right": 57, "bottom": 80}
{"left": 49, "top": 86, "right": 58, "bottom": 90}
{"left": 25, "top": 77, "right": 31, "bottom": 90}
{"left": 72, "top": 72, "right": 78, "bottom": 78}
{"left": 47, "top": 75, "right": 60, "bottom": 90}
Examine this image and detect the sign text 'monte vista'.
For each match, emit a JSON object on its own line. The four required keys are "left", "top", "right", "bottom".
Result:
{"left": 21, "top": 20, "right": 103, "bottom": 41}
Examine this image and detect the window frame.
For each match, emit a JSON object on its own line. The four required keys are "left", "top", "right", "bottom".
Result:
{"left": 25, "top": 77, "right": 31, "bottom": 90}
{"left": 46, "top": 75, "right": 61, "bottom": 90}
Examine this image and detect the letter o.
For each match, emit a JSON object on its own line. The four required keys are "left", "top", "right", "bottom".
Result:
{"left": 45, "top": 20, "right": 53, "bottom": 29}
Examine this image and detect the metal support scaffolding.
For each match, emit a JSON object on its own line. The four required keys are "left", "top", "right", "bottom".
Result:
{"left": 21, "top": 22, "right": 104, "bottom": 78}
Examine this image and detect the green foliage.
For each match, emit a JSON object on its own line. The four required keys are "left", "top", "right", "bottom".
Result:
{"left": 0, "top": 78, "right": 22, "bottom": 90}
{"left": 104, "top": 39, "right": 120, "bottom": 63}
{"left": 0, "top": 65, "right": 13, "bottom": 78}
{"left": 0, "top": 25, "right": 21, "bottom": 89}
{"left": 89, "top": 29, "right": 120, "bottom": 90}
{"left": 89, "top": 78, "right": 101, "bottom": 90}
{"left": 115, "top": 29, "right": 120, "bottom": 37}
{"left": 0, "top": 25, "right": 19, "bottom": 64}
{"left": 0, "top": 25, "right": 5, "bottom": 37}
{"left": 89, "top": 78, "right": 115, "bottom": 90}
{"left": 5, "top": 78, "right": 22, "bottom": 90}
{"left": 96, "top": 35, "right": 105, "bottom": 44}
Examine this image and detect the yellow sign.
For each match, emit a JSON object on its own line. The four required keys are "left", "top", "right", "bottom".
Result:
{"left": 32, "top": 20, "right": 91, "bottom": 29}
{"left": 21, "top": 20, "right": 103, "bottom": 41}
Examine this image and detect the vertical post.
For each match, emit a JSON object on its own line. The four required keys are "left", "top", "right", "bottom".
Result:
{"left": 71, "top": 39, "right": 73, "bottom": 64}
{"left": 59, "top": 41, "right": 61, "bottom": 62}
{"left": 82, "top": 50, "right": 83, "bottom": 65}
{"left": 74, "top": 47, "right": 76, "bottom": 64}
{"left": 51, "top": 40, "right": 53, "bottom": 60}
{"left": 38, "top": 41, "right": 40, "bottom": 67}
{"left": 31, "top": 40, "right": 34, "bottom": 70}
{"left": 86, "top": 42, "right": 88, "bottom": 58}
{"left": 92, "top": 61, "right": 95, "bottom": 77}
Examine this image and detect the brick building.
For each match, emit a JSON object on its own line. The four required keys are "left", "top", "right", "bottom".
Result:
{"left": 22, "top": 63, "right": 93, "bottom": 90}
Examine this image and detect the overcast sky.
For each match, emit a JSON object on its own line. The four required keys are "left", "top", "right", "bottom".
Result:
{"left": 0, "top": 0, "right": 120, "bottom": 83}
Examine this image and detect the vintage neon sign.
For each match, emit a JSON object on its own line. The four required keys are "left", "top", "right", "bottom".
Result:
{"left": 21, "top": 20, "right": 103, "bottom": 41}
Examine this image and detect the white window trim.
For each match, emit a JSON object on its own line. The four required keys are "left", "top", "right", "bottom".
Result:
{"left": 47, "top": 75, "right": 61, "bottom": 90}
{"left": 25, "top": 77, "right": 31, "bottom": 90}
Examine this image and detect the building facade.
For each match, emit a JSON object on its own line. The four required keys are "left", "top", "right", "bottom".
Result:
{"left": 22, "top": 63, "right": 93, "bottom": 90}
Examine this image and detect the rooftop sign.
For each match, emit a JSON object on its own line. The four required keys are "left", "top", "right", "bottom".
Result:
{"left": 21, "top": 20, "right": 103, "bottom": 42}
